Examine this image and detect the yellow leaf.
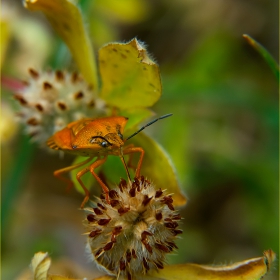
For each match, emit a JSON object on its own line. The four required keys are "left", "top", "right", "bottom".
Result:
{"left": 89, "top": 17, "right": 118, "bottom": 47}
{"left": 0, "top": 20, "right": 10, "bottom": 67}
{"left": 95, "top": 0, "right": 149, "bottom": 24}
{"left": 148, "top": 249, "right": 276, "bottom": 280}
{"left": 120, "top": 107, "right": 154, "bottom": 132}
{"left": 24, "top": 0, "right": 98, "bottom": 89}
{"left": 99, "top": 38, "right": 162, "bottom": 109}
{"left": 129, "top": 133, "right": 187, "bottom": 207}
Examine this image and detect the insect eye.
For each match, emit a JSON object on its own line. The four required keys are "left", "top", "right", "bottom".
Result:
{"left": 101, "top": 141, "right": 109, "bottom": 148}
{"left": 90, "top": 136, "right": 111, "bottom": 147}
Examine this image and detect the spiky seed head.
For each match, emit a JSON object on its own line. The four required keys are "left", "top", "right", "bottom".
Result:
{"left": 14, "top": 69, "right": 106, "bottom": 144}
{"left": 84, "top": 177, "right": 182, "bottom": 279}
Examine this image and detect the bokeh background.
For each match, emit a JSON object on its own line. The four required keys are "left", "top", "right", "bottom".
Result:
{"left": 1, "top": 0, "right": 278, "bottom": 279}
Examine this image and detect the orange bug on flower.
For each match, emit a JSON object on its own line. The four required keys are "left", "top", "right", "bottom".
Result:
{"left": 47, "top": 114, "right": 172, "bottom": 208}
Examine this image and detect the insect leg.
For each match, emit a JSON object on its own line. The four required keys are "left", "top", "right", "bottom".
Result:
{"left": 88, "top": 156, "right": 110, "bottom": 203}
{"left": 123, "top": 147, "right": 145, "bottom": 178}
{"left": 119, "top": 155, "right": 131, "bottom": 181}
{"left": 76, "top": 167, "right": 92, "bottom": 209}
{"left": 54, "top": 156, "right": 94, "bottom": 192}
{"left": 122, "top": 144, "right": 135, "bottom": 169}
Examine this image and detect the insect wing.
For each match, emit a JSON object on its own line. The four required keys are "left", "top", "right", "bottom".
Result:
{"left": 68, "top": 118, "right": 95, "bottom": 136}
{"left": 47, "top": 126, "right": 74, "bottom": 151}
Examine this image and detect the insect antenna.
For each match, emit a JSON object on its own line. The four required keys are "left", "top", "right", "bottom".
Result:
{"left": 126, "top": 113, "right": 173, "bottom": 141}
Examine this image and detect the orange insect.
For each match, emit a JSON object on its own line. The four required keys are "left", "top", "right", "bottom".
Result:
{"left": 47, "top": 114, "right": 172, "bottom": 208}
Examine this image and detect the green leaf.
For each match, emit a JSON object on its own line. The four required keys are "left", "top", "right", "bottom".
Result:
{"left": 99, "top": 38, "right": 162, "bottom": 109}
{"left": 243, "top": 34, "right": 279, "bottom": 81}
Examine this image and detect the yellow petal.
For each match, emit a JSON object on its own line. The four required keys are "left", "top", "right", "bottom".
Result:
{"left": 46, "top": 275, "right": 113, "bottom": 280}
{"left": 129, "top": 132, "right": 187, "bottom": 207}
{"left": 24, "top": 0, "right": 98, "bottom": 89}
{"left": 31, "top": 252, "right": 51, "bottom": 280}
{"left": 47, "top": 277, "right": 84, "bottom": 280}
{"left": 47, "top": 276, "right": 82, "bottom": 280}
{"left": 148, "top": 249, "right": 276, "bottom": 280}
{"left": 30, "top": 252, "right": 114, "bottom": 280}
{"left": 92, "top": 276, "right": 115, "bottom": 280}
{"left": 0, "top": 103, "right": 19, "bottom": 143}
{"left": 46, "top": 272, "right": 115, "bottom": 280}
{"left": 99, "top": 38, "right": 162, "bottom": 109}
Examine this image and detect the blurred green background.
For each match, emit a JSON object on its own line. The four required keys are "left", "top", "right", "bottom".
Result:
{"left": 1, "top": 0, "right": 278, "bottom": 279}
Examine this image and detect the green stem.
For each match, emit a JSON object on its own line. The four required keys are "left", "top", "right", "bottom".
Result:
{"left": 1, "top": 135, "right": 34, "bottom": 229}
{"left": 243, "top": 34, "right": 279, "bottom": 82}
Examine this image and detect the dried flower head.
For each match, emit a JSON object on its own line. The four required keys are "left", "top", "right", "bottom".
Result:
{"left": 84, "top": 176, "right": 183, "bottom": 280}
{"left": 14, "top": 68, "right": 106, "bottom": 143}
